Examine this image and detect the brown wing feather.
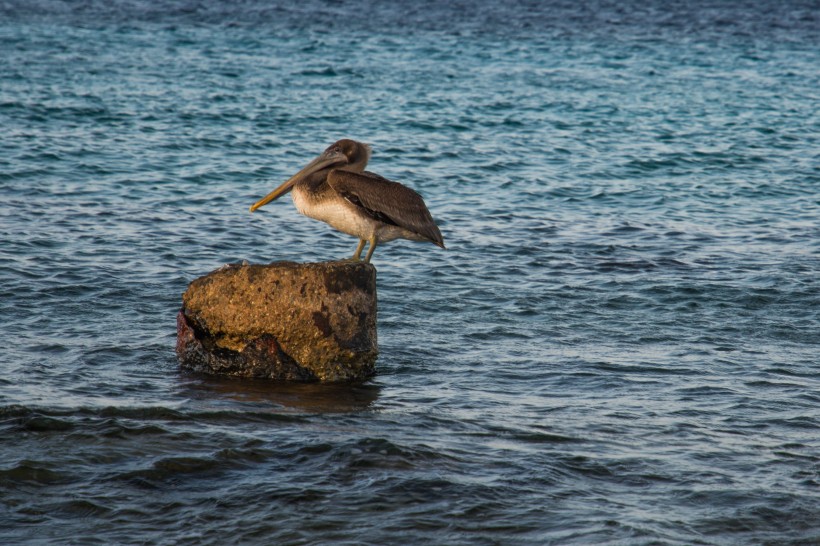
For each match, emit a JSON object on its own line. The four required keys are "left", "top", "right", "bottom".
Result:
{"left": 327, "top": 170, "right": 444, "bottom": 247}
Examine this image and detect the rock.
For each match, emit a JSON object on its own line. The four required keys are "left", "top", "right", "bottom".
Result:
{"left": 176, "top": 261, "right": 378, "bottom": 382}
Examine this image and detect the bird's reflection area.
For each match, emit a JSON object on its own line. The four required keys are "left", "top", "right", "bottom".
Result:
{"left": 178, "top": 374, "right": 381, "bottom": 414}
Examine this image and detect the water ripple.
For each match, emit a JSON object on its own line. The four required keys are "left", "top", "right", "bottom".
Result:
{"left": 1, "top": 0, "right": 819, "bottom": 544}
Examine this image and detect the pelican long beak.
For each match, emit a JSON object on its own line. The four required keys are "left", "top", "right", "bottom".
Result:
{"left": 249, "top": 150, "right": 347, "bottom": 212}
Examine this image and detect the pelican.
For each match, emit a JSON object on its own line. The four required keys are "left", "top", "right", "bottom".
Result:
{"left": 249, "top": 139, "right": 445, "bottom": 262}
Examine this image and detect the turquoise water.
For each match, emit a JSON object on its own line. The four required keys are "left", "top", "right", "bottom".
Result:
{"left": 1, "top": 1, "right": 819, "bottom": 544}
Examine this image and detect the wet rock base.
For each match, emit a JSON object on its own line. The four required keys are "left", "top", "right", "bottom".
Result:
{"left": 176, "top": 261, "right": 378, "bottom": 382}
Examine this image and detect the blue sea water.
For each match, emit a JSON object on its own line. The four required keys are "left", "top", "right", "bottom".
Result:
{"left": 1, "top": 0, "right": 819, "bottom": 544}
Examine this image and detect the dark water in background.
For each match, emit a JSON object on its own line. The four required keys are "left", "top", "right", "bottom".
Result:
{"left": 1, "top": 1, "right": 819, "bottom": 543}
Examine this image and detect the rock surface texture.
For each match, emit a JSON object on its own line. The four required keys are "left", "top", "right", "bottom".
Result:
{"left": 176, "top": 261, "right": 378, "bottom": 382}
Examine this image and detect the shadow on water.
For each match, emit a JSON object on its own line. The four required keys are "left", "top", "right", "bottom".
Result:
{"left": 176, "top": 373, "right": 381, "bottom": 413}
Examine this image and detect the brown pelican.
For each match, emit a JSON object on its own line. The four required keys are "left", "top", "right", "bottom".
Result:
{"left": 249, "top": 139, "right": 445, "bottom": 262}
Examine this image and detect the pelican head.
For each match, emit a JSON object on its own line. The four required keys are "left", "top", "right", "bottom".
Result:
{"left": 250, "top": 139, "right": 371, "bottom": 212}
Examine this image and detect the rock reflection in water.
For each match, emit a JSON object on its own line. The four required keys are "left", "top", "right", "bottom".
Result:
{"left": 177, "top": 374, "right": 382, "bottom": 414}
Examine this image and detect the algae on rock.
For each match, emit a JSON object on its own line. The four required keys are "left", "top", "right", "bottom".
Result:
{"left": 176, "top": 261, "right": 378, "bottom": 382}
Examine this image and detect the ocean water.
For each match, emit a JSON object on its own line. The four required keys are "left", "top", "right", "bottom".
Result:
{"left": 1, "top": 1, "right": 819, "bottom": 544}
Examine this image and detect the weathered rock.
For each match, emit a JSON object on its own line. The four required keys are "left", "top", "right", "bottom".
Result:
{"left": 176, "top": 261, "right": 378, "bottom": 382}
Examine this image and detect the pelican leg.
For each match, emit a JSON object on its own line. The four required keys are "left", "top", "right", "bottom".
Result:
{"left": 364, "top": 236, "right": 378, "bottom": 263}
{"left": 351, "top": 239, "right": 366, "bottom": 261}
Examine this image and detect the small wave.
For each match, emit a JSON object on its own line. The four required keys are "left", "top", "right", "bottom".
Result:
{"left": 0, "top": 461, "right": 74, "bottom": 485}
{"left": 117, "top": 455, "right": 225, "bottom": 484}
{"left": 53, "top": 499, "right": 112, "bottom": 518}
{"left": 0, "top": 404, "right": 306, "bottom": 430}
{"left": 296, "top": 66, "right": 359, "bottom": 77}
{"left": 19, "top": 415, "right": 74, "bottom": 432}
{"left": 328, "top": 437, "right": 459, "bottom": 472}
{"left": 512, "top": 431, "right": 582, "bottom": 444}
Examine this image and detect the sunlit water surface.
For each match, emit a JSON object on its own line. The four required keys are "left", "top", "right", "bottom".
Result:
{"left": 1, "top": 1, "right": 818, "bottom": 544}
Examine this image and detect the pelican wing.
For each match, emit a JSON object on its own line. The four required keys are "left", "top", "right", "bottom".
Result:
{"left": 328, "top": 170, "right": 444, "bottom": 247}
